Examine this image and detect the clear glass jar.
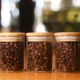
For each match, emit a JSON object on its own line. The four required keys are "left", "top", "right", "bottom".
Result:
{"left": 0, "top": 33, "right": 25, "bottom": 71}
{"left": 26, "top": 32, "right": 54, "bottom": 72}
{"left": 54, "top": 32, "right": 80, "bottom": 72}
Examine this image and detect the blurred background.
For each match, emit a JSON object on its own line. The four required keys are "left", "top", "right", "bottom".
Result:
{"left": 0, "top": 0, "right": 80, "bottom": 32}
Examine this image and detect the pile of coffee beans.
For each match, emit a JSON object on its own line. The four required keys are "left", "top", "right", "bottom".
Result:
{"left": 56, "top": 42, "right": 80, "bottom": 72}
{"left": 27, "top": 42, "right": 52, "bottom": 71}
{"left": 0, "top": 42, "right": 24, "bottom": 71}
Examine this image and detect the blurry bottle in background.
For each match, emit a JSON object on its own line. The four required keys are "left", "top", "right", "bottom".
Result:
{"left": 33, "top": 0, "right": 80, "bottom": 32}
{"left": 1, "top": 0, "right": 20, "bottom": 32}
{"left": 1, "top": 0, "right": 35, "bottom": 32}
{"left": 33, "top": 0, "right": 47, "bottom": 32}
{"left": 19, "top": 0, "right": 35, "bottom": 32}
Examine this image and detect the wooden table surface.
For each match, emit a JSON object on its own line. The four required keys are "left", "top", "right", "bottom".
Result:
{"left": 0, "top": 49, "right": 80, "bottom": 80}
{"left": 0, "top": 71, "right": 80, "bottom": 80}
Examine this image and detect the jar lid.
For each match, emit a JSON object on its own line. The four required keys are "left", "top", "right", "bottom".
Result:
{"left": 0, "top": 32, "right": 25, "bottom": 37}
{"left": 26, "top": 32, "right": 54, "bottom": 37}
{"left": 54, "top": 32, "right": 80, "bottom": 36}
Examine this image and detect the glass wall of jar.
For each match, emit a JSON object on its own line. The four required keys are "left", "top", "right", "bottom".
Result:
{"left": 33, "top": 0, "right": 80, "bottom": 32}
{"left": 26, "top": 33, "right": 54, "bottom": 72}
{"left": 0, "top": 33, "right": 25, "bottom": 71}
{"left": 54, "top": 32, "right": 80, "bottom": 72}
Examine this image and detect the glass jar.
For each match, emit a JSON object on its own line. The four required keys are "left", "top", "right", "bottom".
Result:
{"left": 54, "top": 32, "right": 80, "bottom": 72}
{"left": 26, "top": 32, "right": 54, "bottom": 72}
{"left": 0, "top": 33, "right": 25, "bottom": 71}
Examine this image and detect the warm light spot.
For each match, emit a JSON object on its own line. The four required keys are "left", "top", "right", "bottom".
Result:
{"left": 36, "top": 0, "right": 44, "bottom": 8}
{"left": 10, "top": 3, "right": 16, "bottom": 11}
{"left": 73, "top": 0, "right": 80, "bottom": 7}
{"left": 11, "top": 8, "right": 19, "bottom": 18}
{"left": 1, "top": 0, "right": 11, "bottom": 28}
{"left": 50, "top": 0, "right": 62, "bottom": 11}
{"left": 35, "top": 23, "right": 47, "bottom": 32}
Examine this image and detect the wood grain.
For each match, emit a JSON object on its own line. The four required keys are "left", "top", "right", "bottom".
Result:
{"left": 0, "top": 71, "right": 80, "bottom": 80}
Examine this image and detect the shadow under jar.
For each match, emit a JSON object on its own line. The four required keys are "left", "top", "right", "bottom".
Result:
{"left": 0, "top": 33, "right": 25, "bottom": 71}
{"left": 26, "top": 33, "right": 54, "bottom": 72}
{"left": 54, "top": 32, "right": 80, "bottom": 72}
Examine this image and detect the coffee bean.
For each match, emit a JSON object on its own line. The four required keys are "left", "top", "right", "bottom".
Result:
{"left": 0, "top": 42, "right": 24, "bottom": 71}
{"left": 6, "top": 56, "right": 9, "bottom": 59}
{"left": 27, "top": 42, "right": 52, "bottom": 71}
{"left": 56, "top": 42, "right": 80, "bottom": 72}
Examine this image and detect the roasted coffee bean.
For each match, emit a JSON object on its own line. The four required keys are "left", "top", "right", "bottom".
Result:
{"left": 27, "top": 42, "right": 52, "bottom": 71}
{"left": 0, "top": 42, "right": 24, "bottom": 71}
{"left": 56, "top": 42, "right": 80, "bottom": 72}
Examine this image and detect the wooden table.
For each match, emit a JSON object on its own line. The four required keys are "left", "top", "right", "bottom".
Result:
{"left": 0, "top": 49, "right": 80, "bottom": 80}
{"left": 0, "top": 71, "right": 80, "bottom": 80}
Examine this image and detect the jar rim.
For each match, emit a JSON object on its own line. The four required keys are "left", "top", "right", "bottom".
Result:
{"left": 26, "top": 32, "right": 54, "bottom": 36}
{"left": 54, "top": 32, "right": 80, "bottom": 36}
{"left": 0, "top": 32, "right": 25, "bottom": 37}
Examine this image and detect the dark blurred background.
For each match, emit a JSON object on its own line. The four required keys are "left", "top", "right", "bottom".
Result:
{"left": 20, "top": 0, "right": 35, "bottom": 32}
{"left": 0, "top": 0, "right": 35, "bottom": 32}
{"left": 1, "top": 0, "right": 80, "bottom": 32}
